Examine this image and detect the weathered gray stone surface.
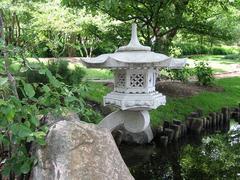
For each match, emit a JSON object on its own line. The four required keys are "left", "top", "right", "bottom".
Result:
{"left": 31, "top": 119, "right": 134, "bottom": 180}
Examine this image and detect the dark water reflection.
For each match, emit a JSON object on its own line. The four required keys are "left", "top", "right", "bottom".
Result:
{"left": 119, "top": 121, "right": 240, "bottom": 180}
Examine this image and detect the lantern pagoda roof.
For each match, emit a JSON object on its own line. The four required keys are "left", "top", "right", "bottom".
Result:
{"left": 81, "top": 24, "right": 186, "bottom": 69}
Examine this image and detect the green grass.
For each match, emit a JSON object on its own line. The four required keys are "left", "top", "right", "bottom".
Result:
{"left": 189, "top": 55, "right": 224, "bottom": 61}
{"left": 82, "top": 82, "right": 112, "bottom": 103}
{"left": 84, "top": 77, "right": 240, "bottom": 127}
{"left": 190, "top": 54, "right": 240, "bottom": 64}
{"left": 212, "top": 68, "right": 225, "bottom": 73}
{"left": 186, "top": 54, "right": 240, "bottom": 73}
{"left": 150, "top": 77, "right": 240, "bottom": 126}
{"left": 84, "top": 68, "right": 113, "bottom": 80}
{"left": 68, "top": 61, "right": 114, "bottom": 80}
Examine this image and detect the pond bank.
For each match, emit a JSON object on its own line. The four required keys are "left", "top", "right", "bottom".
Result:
{"left": 119, "top": 120, "right": 240, "bottom": 179}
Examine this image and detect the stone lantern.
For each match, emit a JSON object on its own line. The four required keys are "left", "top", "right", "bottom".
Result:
{"left": 81, "top": 24, "right": 185, "bottom": 142}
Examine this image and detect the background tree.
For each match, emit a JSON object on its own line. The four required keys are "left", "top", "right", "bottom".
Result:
{"left": 0, "top": 0, "right": 121, "bottom": 57}
{"left": 62, "top": 0, "right": 240, "bottom": 54}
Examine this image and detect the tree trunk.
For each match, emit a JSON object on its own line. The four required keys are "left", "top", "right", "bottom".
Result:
{"left": 67, "top": 34, "right": 77, "bottom": 57}
{"left": 153, "top": 29, "right": 178, "bottom": 54}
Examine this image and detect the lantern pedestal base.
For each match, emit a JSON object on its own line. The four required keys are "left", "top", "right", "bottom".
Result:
{"left": 104, "top": 92, "right": 166, "bottom": 111}
{"left": 98, "top": 110, "right": 153, "bottom": 143}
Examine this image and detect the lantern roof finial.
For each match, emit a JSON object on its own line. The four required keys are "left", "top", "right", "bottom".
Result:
{"left": 81, "top": 23, "right": 186, "bottom": 69}
{"left": 117, "top": 23, "right": 151, "bottom": 52}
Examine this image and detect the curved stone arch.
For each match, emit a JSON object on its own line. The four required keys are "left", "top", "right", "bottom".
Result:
{"left": 98, "top": 110, "right": 153, "bottom": 143}
{"left": 98, "top": 110, "right": 150, "bottom": 133}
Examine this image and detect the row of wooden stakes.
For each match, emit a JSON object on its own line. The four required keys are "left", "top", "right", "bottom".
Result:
{"left": 154, "top": 105, "right": 240, "bottom": 147}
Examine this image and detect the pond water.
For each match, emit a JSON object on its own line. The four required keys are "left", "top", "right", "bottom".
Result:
{"left": 119, "top": 121, "right": 240, "bottom": 180}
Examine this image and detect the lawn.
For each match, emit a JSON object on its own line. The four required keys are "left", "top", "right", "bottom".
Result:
{"left": 151, "top": 77, "right": 240, "bottom": 126}
{"left": 186, "top": 54, "right": 240, "bottom": 73}
{"left": 189, "top": 54, "right": 240, "bottom": 64}
{"left": 85, "top": 77, "right": 240, "bottom": 126}
{"left": 82, "top": 82, "right": 112, "bottom": 103}
{"left": 83, "top": 68, "right": 113, "bottom": 80}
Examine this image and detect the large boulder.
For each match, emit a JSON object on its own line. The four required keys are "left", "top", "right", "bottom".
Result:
{"left": 31, "top": 117, "right": 134, "bottom": 180}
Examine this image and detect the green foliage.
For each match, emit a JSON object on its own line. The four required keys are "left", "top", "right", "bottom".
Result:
{"left": 48, "top": 60, "right": 86, "bottom": 85}
{"left": 166, "top": 64, "right": 192, "bottom": 83}
{"left": 0, "top": 51, "right": 94, "bottom": 178}
{"left": 211, "top": 46, "right": 238, "bottom": 55}
{"left": 84, "top": 68, "right": 113, "bottom": 80}
{"left": 181, "top": 131, "right": 240, "bottom": 179}
{"left": 0, "top": 0, "right": 121, "bottom": 57}
{"left": 23, "top": 60, "right": 86, "bottom": 86}
{"left": 224, "top": 53, "right": 240, "bottom": 60}
{"left": 24, "top": 68, "right": 48, "bottom": 84}
{"left": 70, "top": 66, "right": 87, "bottom": 85}
{"left": 1, "top": 0, "right": 239, "bottom": 57}
{"left": 81, "top": 82, "right": 111, "bottom": 104}
{"left": 169, "top": 46, "right": 182, "bottom": 57}
{"left": 177, "top": 43, "right": 209, "bottom": 55}
{"left": 0, "top": 96, "right": 46, "bottom": 176}
{"left": 194, "top": 62, "right": 214, "bottom": 86}
{"left": 0, "top": 60, "right": 97, "bottom": 177}
{"left": 176, "top": 43, "right": 240, "bottom": 55}
{"left": 190, "top": 54, "right": 240, "bottom": 66}
{"left": 63, "top": 0, "right": 240, "bottom": 53}
{"left": 164, "top": 62, "right": 214, "bottom": 85}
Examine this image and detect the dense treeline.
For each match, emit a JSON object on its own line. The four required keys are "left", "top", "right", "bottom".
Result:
{"left": 0, "top": 0, "right": 240, "bottom": 57}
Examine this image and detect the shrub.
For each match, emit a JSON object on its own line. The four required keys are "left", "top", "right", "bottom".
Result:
{"left": 176, "top": 43, "right": 239, "bottom": 55}
{"left": 24, "top": 68, "right": 48, "bottom": 84}
{"left": 223, "top": 54, "right": 240, "bottom": 60}
{"left": 48, "top": 60, "right": 86, "bottom": 85}
{"left": 69, "top": 66, "right": 86, "bottom": 85}
{"left": 181, "top": 131, "right": 240, "bottom": 179}
{"left": 23, "top": 60, "right": 85, "bottom": 86}
{"left": 211, "top": 47, "right": 231, "bottom": 55}
{"left": 169, "top": 46, "right": 182, "bottom": 57}
{"left": 194, "top": 62, "right": 214, "bottom": 86}
{"left": 177, "top": 43, "right": 210, "bottom": 55}
{"left": 166, "top": 64, "right": 192, "bottom": 83}
{"left": 0, "top": 62, "right": 94, "bottom": 178}
{"left": 48, "top": 60, "right": 71, "bottom": 81}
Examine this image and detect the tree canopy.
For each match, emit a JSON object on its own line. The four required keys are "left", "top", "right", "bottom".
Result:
{"left": 62, "top": 0, "right": 240, "bottom": 53}
{"left": 0, "top": 0, "right": 239, "bottom": 56}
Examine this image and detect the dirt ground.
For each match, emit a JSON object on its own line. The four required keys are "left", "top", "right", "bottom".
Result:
{"left": 101, "top": 81, "right": 224, "bottom": 98}
{"left": 156, "top": 81, "right": 224, "bottom": 97}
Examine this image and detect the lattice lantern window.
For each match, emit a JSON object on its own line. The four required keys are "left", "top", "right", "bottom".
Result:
{"left": 114, "top": 71, "right": 127, "bottom": 93}
{"left": 116, "top": 73, "right": 125, "bottom": 87}
{"left": 130, "top": 73, "right": 144, "bottom": 88}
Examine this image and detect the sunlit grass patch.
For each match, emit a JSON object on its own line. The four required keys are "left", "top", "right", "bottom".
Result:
{"left": 150, "top": 77, "right": 240, "bottom": 126}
